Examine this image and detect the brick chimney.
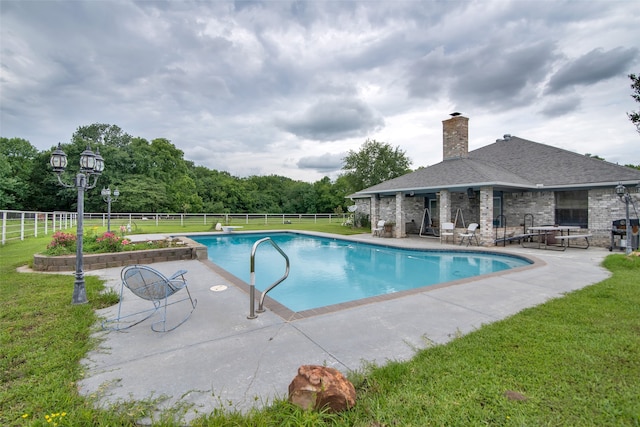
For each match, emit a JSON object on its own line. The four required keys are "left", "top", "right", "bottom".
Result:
{"left": 442, "top": 113, "right": 469, "bottom": 160}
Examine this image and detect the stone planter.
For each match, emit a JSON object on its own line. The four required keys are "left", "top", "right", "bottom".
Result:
{"left": 33, "top": 238, "right": 207, "bottom": 272}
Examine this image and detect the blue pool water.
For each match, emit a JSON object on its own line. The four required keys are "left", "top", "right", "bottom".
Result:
{"left": 192, "top": 232, "right": 531, "bottom": 312}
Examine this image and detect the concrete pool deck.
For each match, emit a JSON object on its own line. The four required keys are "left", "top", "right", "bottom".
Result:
{"left": 78, "top": 232, "right": 612, "bottom": 423}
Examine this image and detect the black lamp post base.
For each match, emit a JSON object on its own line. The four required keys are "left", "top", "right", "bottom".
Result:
{"left": 72, "top": 276, "right": 88, "bottom": 305}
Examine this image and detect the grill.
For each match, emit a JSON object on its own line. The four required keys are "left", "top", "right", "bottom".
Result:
{"left": 610, "top": 219, "right": 639, "bottom": 251}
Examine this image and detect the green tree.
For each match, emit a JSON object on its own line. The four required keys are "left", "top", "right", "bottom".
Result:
{"left": 282, "top": 181, "right": 316, "bottom": 213}
{"left": 341, "top": 139, "right": 412, "bottom": 192}
{"left": 628, "top": 73, "right": 640, "bottom": 134}
{"left": 0, "top": 137, "right": 39, "bottom": 209}
{"left": 149, "top": 138, "right": 189, "bottom": 179}
{"left": 314, "top": 176, "right": 347, "bottom": 213}
{"left": 167, "top": 174, "right": 203, "bottom": 213}
{"left": 0, "top": 153, "right": 19, "bottom": 208}
{"left": 246, "top": 175, "right": 292, "bottom": 213}
{"left": 115, "top": 175, "right": 168, "bottom": 213}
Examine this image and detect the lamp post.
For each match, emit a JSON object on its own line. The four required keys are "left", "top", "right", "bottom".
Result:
{"left": 615, "top": 183, "right": 634, "bottom": 256}
{"left": 101, "top": 187, "right": 120, "bottom": 233}
{"left": 50, "top": 143, "right": 105, "bottom": 304}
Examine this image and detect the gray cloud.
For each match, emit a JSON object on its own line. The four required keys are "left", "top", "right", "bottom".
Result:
{"left": 539, "top": 95, "right": 582, "bottom": 117}
{"left": 275, "top": 98, "right": 385, "bottom": 141}
{"left": 297, "top": 152, "right": 346, "bottom": 172}
{"left": 546, "top": 47, "right": 639, "bottom": 94}
{"left": 407, "top": 40, "right": 560, "bottom": 110}
{"left": 1, "top": 0, "right": 640, "bottom": 182}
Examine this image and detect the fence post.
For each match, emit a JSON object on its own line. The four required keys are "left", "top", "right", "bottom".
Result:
{"left": 34, "top": 212, "right": 38, "bottom": 237}
{"left": 20, "top": 212, "right": 25, "bottom": 241}
{"left": 1, "top": 211, "right": 6, "bottom": 245}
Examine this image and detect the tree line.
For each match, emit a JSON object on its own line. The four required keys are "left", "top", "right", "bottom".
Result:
{"left": 0, "top": 123, "right": 411, "bottom": 214}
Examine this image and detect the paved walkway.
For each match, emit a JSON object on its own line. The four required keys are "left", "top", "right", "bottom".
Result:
{"left": 78, "top": 232, "right": 611, "bottom": 423}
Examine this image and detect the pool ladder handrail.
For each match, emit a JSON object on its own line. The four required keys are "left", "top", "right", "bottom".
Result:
{"left": 247, "top": 237, "right": 290, "bottom": 319}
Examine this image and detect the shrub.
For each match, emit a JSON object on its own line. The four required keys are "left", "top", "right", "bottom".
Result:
{"left": 85, "top": 232, "right": 131, "bottom": 253}
{"left": 44, "top": 232, "right": 77, "bottom": 255}
{"left": 43, "top": 231, "right": 175, "bottom": 256}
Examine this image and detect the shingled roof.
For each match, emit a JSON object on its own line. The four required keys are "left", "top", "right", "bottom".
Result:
{"left": 354, "top": 136, "right": 640, "bottom": 196}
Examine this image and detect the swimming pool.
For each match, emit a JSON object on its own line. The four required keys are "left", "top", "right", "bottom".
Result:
{"left": 192, "top": 232, "right": 533, "bottom": 313}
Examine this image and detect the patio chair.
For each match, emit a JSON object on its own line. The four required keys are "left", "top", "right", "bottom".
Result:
{"left": 440, "top": 222, "right": 455, "bottom": 244}
{"left": 459, "top": 223, "right": 479, "bottom": 246}
{"left": 373, "top": 220, "right": 385, "bottom": 237}
{"left": 102, "top": 265, "right": 197, "bottom": 332}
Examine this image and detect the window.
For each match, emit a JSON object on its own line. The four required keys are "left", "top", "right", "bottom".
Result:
{"left": 555, "top": 190, "right": 588, "bottom": 228}
{"left": 493, "top": 195, "right": 503, "bottom": 227}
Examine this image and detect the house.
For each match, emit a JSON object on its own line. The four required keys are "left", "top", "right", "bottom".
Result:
{"left": 351, "top": 114, "right": 640, "bottom": 247}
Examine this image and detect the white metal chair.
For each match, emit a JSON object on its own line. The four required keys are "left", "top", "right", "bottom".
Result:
{"left": 373, "top": 220, "right": 385, "bottom": 237}
{"left": 440, "top": 222, "right": 455, "bottom": 244}
{"left": 459, "top": 223, "right": 479, "bottom": 246}
{"left": 103, "top": 265, "right": 197, "bottom": 332}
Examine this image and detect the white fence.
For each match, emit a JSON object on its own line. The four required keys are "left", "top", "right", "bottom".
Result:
{"left": 1, "top": 210, "right": 78, "bottom": 245}
{"left": 1, "top": 210, "right": 352, "bottom": 245}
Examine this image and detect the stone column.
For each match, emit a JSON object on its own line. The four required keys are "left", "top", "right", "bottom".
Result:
{"left": 371, "top": 195, "right": 380, "bottom": 236}
{"left": 439, "top": 190, "right": 451, "bottom": 225}
{"left": 395, "top": 192, "right": 404, "bottom": 238}
{"left": 479, "top": 186, "right": 494, "bottom": 246}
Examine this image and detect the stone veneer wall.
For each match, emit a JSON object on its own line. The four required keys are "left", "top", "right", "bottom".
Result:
{"left": 403, "top": 196, "right": 427, "bottom": 233}
{"left": 588, "top": 188, "right": 638, "bottom": 247}
{"left": 378, "top": 197, "right": 396, "bottom": 224}
{"left": 501, "top": 191, "right": 555, "bottom": 228}
{"left": 33, "top": 237, "right": 208, "bottom": 272}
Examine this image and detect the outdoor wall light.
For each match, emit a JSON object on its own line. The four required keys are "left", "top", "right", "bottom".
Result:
{"left": 466, "top": 188, "right": 476, "bottom": 199}
{"left": 50, "top": 142, "right": 105, "bottom": 304}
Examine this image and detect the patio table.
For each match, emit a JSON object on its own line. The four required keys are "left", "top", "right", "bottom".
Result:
{"left": 524, "top": 225, "right": 580, "bottom": 250}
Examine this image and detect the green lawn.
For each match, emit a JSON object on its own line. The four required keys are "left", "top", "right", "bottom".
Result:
{"left": 1, "top": 228, "right": 639, "bottom": 426}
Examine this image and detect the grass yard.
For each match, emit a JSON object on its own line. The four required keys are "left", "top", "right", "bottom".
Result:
{"left": 1, "top": 227, "right": 639, "bottom": 426}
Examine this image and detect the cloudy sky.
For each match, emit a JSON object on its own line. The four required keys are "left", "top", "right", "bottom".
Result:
{"left": 2, "top": 1, "right": 639, "bottom": 182}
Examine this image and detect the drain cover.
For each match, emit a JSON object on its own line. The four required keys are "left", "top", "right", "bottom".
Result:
{"left": 209, "top": 285, "right": 228, "bottom": 292}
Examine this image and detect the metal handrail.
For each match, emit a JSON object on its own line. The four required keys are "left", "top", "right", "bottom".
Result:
{"left": 247, "top": 237, "right": 290, "bottom": 319}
